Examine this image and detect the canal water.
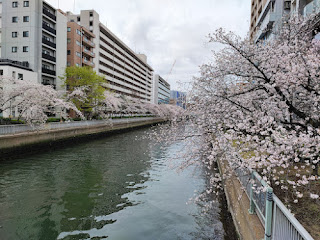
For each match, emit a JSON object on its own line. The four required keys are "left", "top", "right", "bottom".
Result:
{"left": 0, "top": 126, "right": 224, "bottom": 240}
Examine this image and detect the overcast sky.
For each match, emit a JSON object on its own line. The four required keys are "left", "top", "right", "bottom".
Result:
{"left": 47, "top": 0, "right": 251, "bottom": 91}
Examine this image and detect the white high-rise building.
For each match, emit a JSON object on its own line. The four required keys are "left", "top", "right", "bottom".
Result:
{"left": 66, "top": 10, "right": 154, "bottom": 102}
{"left": 0, "top": 0, "right": 67, "bottom": 90}
{"left": 152, "top": 74, "right": 170, "bottom": 104}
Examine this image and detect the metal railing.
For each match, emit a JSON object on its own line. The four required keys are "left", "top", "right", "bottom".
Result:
{"left": 0, "top": 59, "right": 30, "bottom": 69}
{"left": 42, "top": 68, "right": 56, "bottom": 76}
{"left": 42, "top": 53, "right": 56, "bottom": 62}
{"left": 42, "top": 23, "right": 56, "bottom": 35}
{"left": 0, "top": 116, "right": 156, "bottom": 136}
{"left": 42, "top": 38, "right": 56, "bottom": 48}
{"left": 43, "top": 8, "right": 56, "bottom": 21}
{"left": 235, "top": 168, "right": 314, "bottom": 240}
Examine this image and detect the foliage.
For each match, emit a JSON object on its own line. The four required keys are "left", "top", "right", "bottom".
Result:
{"left": 62, "top": 66, "right": 107, "bottom": 118}
{"left": 0, "top": 77, "right": 82, "bottom": 126}
{"left": 184, "top": 14, "right": 320, "bottom": 202}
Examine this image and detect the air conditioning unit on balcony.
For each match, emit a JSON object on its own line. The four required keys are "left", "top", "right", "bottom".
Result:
{"left": 284, "top": 1, "right": 291, "bottom": 10}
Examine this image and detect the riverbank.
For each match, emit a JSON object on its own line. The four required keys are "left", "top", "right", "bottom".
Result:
{"left": 0, "top": 117, "right": 165, "bottom": 160}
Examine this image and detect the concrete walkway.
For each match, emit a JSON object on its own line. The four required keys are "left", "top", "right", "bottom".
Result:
{"left": 218, "top": 160, "right": 264, "bottom": 240}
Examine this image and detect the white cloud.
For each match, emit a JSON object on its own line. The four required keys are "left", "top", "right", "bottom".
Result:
{"left": 47, "top": 0, "right": 251, "bottom": 90}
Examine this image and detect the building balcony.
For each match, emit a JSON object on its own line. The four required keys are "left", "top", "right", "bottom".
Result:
{"left": 42, "top": 38, "right": 56, "bottom": 48}
{"left": 42, "top": 53, "right": 56, "bottom": 62}
{"left": 42, "top": 68, "right": 56, "bottom": 76}
{"left": 83, "top": 37, "right": 95, "bottom": 47}
{"left": 42, "top": 80, "right": 56, "bottom": 89}
{"left": 303, "top": 0, "right": 320, "bottom": 16}
{"left": 43, "top": 8, "right": 56, "bottom": 21}
{"left": 83, "top": 59, "right": 95, "bottom": 68}
{"left": 83, "top": 48, "right": 95, "bottom": 57}
{"left": 42, "top": 23, "right": 56, "bottom": 35}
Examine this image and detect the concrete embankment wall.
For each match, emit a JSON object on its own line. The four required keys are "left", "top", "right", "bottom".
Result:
{"left": 217, "top": 159, "right": 264, "bottom": 240}
{"left": 0, "top": 118, "right": 165, "bottom": 159}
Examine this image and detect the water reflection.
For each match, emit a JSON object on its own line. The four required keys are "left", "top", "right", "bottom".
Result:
{"left": 0, "top": 127, "right": 223, "bottom": 240}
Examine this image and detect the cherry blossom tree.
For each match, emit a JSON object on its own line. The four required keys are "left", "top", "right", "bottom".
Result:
{"left": 183, "top": 14, "right": 320, "bottom": 201}
{"left": 0, "top": 77, "right": 82, "bottom": 125}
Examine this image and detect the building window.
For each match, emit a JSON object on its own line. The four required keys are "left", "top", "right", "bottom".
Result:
{"left": 23, "top": 46, "right": 29, "bottom": 52}
{"left": 23, "top": 1, "right": 29, "bottom": 7}
{"left": 0, "top": 70, "right": 3, "bottom": 76}
{"left": 23, "top": 16, "right": 29, "bottom": 22}
{"left": 12, "top": 17, "right": 18, "bottom": 23}
{"left": 12, "top": 32, "right": 18, "bottom": 38}
{"left": 76, "top": 29, "right": 81, "bottom": 35}
{"left": 12, "top": 47, "right": 18, "bottom": 53}
{"left": 76, "top": 52, "right": 81, "bottom": 57}
{"left": 77, "top": 17, "right": 80, "bottom": 22}
{"left": 67, "top": 38, "right": 71, "bottom": 43}
{"left": 12, "top": 71, "right": 16, "bottom": 78}
{"left": 12, "top": 2, "right": 18, "bottom": 8}
{"left": 76, "top": 40, "right": 81, "bottom": 46}
{"left": 67, "top": 50, "right": 71, "bottom": 55}
{"left": 67, "top": 62, "right": 71, "bottom": 66}
{"left": 67, "top": 27, "right": 71, "bottom": 32}
{"left": 89, "top": 21, "right": 93, "bottom": 26}
{"left": 23, "top": 31, "right": 29, "bottom": 37}
{"left": 18, "top": 73, "right": 23, "bottom": 80}
{"left": 90, "top": 12, "right": 93, "bottom": 17}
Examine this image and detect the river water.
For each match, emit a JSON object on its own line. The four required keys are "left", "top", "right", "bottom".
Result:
{"left": 0, "top": 126, "right": 225, "bottom": 240}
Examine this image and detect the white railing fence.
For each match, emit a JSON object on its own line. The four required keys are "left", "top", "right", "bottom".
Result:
{"left": 0, "top": 116, "right": 157, "bottom": 136}
{"left": 235, "top": 168, "right": 314, "bottom": 240}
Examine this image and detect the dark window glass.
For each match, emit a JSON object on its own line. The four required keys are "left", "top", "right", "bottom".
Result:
{"left": 12, "top": 17, "right": 18, "bottom": 23}
{"left": 23, "top": 1, "right": 29, "bottom": 7}
{"left": 23, "top": 31, "right": 29, "bottom": 37}
{"left": 23, "top": 16, "right": 29, "bottom": 22}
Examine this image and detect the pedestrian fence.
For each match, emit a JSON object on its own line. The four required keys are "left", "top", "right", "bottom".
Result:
{"left": 0, "top": 116, "right": 156, "bottom": 136}
{"left": 235, "top": 167, "right": 314, "bottom": 240}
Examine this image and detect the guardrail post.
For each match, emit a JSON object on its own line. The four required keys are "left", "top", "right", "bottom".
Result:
{"left": 264, "top": 187, "right": 273, "bottom": 240}
{"left": 248, "top": 171, "right": 256, "bottom": 214}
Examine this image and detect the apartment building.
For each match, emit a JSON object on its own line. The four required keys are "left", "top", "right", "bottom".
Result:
{"left": 0, "top": 0, "right": 67, "bottom": 90}
{"left": 66, "top": 10, "right": 153, "bottom": 102}
{"left": 250, "top": 0, "right": 320, "bottom": 42}
{"left": 67, "top": 22, "right": 95, "bottom": 68}
{"left": 152, "top": 74, "right": 170, "bottom": 104}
